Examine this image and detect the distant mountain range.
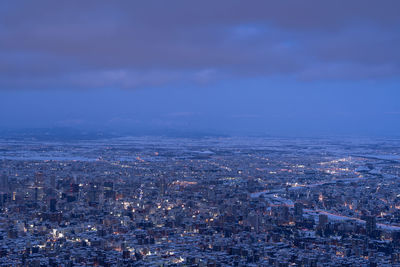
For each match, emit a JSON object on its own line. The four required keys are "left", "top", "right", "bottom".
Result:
{"left": 0, "top": 127, "right": 229, "bottom": 141}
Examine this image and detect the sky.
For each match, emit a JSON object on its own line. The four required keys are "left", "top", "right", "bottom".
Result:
{"left": 0, "top": 0, "right": 399, "bottom": 137}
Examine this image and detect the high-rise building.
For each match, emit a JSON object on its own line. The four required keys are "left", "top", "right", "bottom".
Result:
{"left": 159, "top": 177, "right": 166, "bottom": 196}
{"left": 365, "top": 215, "right": 376, "bottom": 237}
{"left": 318, "top": 214, "right": 328, "bottom": 229}
{"left": 50, "top": 176, "right": 56, "bottom": 189}
{"left": 294, "top": 202, "right": 303, "bottom": 219}
{"left": 88, "top": 184, "right": 99, "bottom": 206}
{"left": 34, "top": 187, "right": 38, "bottom": 202}
{"left": 0, "top": 173, "right": 9, "bottom": 192}
{"left": 0, "top": 192, "right": 8, "bottom": 207}
{"left": 279, "top": 206, "right": 289, "bottom": 222}
{"left": 34, "top": 172, "right": 44, "bottom": 185}
{"left": 49, "top": 198, "right": 57, "bottom": 213}
{"left": 104, "top": 181, "right": 115, "bottom": 199}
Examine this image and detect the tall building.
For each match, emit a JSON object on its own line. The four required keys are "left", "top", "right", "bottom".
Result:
{"left": 294, "top": 202, "right": 303, "bottom": 219}
{"left": 0, "top": 192, "right": 8, "bottom": 207}
{"left": 49, "top": 198, "right": 57, "bottom": 213}
{"left": 365, "top": 215, "right": 376, "bottom": 237}
{"left": 318, "top": 214, "right": 328, "bottom": 229}
{"left": 104, "top": 181, "right": 115, "bottom": 200}
{"left": 279, "top": 206, "right": 289, "bottom": 222}
{"left": 88, "top": 184, "right": 99, "bottom": 206}
{"left": 159, "top": 177, "right": 166, "bottom": 196}
{"left": 34, "top": 172, "right": 44, "bottom": 185}
{"left": 50, "top": 176, "right": 56, "bottom": 189}
{"left": 34, "top": 187, "right": 38, "bottom": 202}
{"left": 0, "top": 173, "right": 9, "bottom": 192}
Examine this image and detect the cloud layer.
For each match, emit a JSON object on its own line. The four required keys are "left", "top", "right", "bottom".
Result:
{"left": 0, "top": 0, "right": 399, "bottom": 90}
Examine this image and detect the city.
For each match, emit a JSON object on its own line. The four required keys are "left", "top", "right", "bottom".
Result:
{"left": 0, "top": 136, "right": 400, "bottom": 266}
{"left": 1, "top": 1, "right": 400, "bottom": 266}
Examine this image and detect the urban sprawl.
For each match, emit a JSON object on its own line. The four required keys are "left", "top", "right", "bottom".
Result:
{"left": 1, "top": 137, "right": 400, "bottom": 266}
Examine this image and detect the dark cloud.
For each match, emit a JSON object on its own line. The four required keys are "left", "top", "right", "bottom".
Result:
{"left": 0, "top": 0, "right": 399, "bottom": 90}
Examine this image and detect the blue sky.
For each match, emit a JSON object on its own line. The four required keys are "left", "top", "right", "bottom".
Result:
{"left": 0, "top": 1, "right": 399, "bottom": 136}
